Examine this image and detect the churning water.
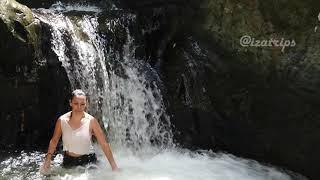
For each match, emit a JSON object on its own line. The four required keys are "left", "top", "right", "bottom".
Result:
{"left": 0, "top": 3, "right": 307, "bottom": 180}
{"left": 0, "top": 147, "right": 300, "bottom": 180}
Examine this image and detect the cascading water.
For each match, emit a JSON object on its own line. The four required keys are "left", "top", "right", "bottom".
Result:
{"left": 33, "top": 6, "right": 173, "bottom": 151}
{"left": 0, "top": 2, "right": 307, "bottom": 180}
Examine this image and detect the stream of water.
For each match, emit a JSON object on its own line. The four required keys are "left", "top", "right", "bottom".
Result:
{"left": 0, "top": 3, "right": 307, "bottom": 180}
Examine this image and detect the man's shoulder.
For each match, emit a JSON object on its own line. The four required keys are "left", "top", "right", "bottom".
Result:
{"left": 59, "top": 112, "right": 71, "bottom": 121}
{"left": 84, "top": 112, "right": 95, "bottom": 120}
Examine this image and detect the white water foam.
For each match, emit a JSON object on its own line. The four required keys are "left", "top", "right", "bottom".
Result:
{"left": 0, "top": 148, "right": 299, "bottom": 180}
{"left": 4, "top": 7, "right": 304, "bottom": 180}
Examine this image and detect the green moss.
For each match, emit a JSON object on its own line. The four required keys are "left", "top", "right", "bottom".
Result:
{"left": 0, "top": 0, "right": 40, "bottom": 51}
{"left": 195, "top": 0, "right": 320, "bottom": 80}
{"left": 68, "top": 16, "right": 91, "bottom": 42}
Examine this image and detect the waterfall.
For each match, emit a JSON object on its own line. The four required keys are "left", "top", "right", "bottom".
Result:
{"left": 0, "top": 3, "right": 307, "bottom": 180}
{"left": 33, "top": 7, "right": 173, "bottom": 151}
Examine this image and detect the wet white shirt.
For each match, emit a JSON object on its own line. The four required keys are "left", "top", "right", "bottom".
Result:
{"left": 60, "top": 114, "right": 94, "bottom": 155}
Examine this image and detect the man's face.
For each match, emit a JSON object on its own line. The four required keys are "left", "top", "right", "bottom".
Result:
{"left": 69, "top": 95, "right": 87, "bottom": 112}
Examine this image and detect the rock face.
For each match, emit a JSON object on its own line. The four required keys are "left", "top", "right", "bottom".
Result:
{"left": 117, "top": 0, "right": 320, "bottom": 179}
{"left": 0, "top": 0, "right": 71, "bottom": 150}
{"left": 0, "top": 0, "right": 319, "bottom": 179}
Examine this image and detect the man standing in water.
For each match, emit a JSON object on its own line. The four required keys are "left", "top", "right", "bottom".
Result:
{"left": 41, "top": 89, "right": 119, "bottom": 173}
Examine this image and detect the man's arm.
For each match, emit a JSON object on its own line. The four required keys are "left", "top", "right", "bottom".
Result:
{"left": 92, "top": 118, "right": 119, "bottom": 171}
{"left": 43, "top": 119, "right": 62, "bottom": 169}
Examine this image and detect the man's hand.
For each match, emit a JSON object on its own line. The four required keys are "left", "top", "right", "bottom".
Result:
{"left": 40, "top": 159, "right": 51, "bottom": 175}
{"left": 112, "top": 166, "right": 120, "bottom": 172}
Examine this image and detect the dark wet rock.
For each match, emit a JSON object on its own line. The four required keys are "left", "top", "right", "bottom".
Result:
{"left": 0, "top": 9, "right": 71, "bottom": 150}
{"left": 0, "top": 0, "right": 319, "bottom": 179}
{"left": 118, "top": 0, "right": 320, "bottom": 179}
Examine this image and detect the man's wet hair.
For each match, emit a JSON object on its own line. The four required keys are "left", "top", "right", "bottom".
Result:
{"left": 70, "top": 89, "right": 86, "bottom": 100}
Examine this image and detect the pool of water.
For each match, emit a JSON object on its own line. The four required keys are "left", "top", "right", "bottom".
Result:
{"left": 0, "top": 146, "right": 306, "bottom": 180}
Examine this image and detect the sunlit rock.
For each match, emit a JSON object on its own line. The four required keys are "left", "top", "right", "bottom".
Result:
{"left": 0, "top": 0, "right": 39, "bottom": 48}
